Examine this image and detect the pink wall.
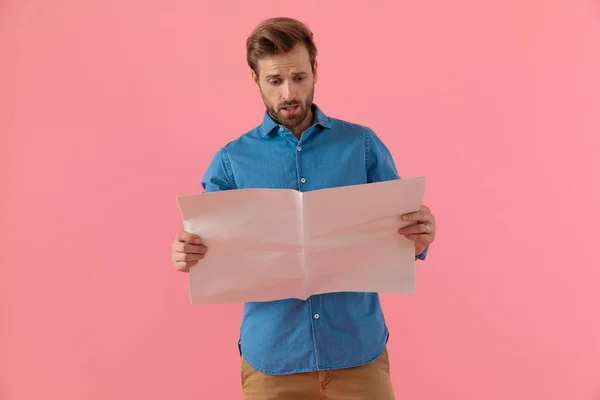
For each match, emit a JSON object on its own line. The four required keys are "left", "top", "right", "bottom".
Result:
{"left": 2, "top": 1, "right": 599, "bottom": 399}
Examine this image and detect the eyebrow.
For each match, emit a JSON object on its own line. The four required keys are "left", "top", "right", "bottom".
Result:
{"left": 264, "top": 72, "right": 308, "bottom": 80}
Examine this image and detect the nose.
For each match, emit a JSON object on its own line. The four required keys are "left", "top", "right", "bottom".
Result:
{"left": 281, "top": 81, "right": 297, "bottom": 102}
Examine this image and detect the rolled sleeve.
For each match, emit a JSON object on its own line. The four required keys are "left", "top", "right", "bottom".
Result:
{"left": 366, "top": 129, "right": 430, "bottom": 262}
{"left": 201, "top": 148, "right": 236, "bottom": 192}
{"left": 365, "top": 129, "right": 400, "bottom": 183}
{"left": 416, "top": 245, "right": 429, "bottom": 261}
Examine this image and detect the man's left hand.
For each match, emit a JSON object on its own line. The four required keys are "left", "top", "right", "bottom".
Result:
{"left": 399, "top": 205, "right": 436, "bottom": 256}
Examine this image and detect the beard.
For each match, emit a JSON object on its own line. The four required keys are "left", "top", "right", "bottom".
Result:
{"left": 260, "top": 86, "right": 315, "bottom": 130}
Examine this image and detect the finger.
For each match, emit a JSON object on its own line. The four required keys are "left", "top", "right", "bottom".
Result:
{"left": 401, "top": 210, "right": 431, "bottom": 222}
{"left": 173, "top": 261, "right": 197, "bottom": 272}
{"left": 173, "top": 252, "right": 205, "bottom": 263}
{"left": 405, "top": 234, "right": 421, "bottom": 242}
{"left": 176, "top": 231, "right": 202, "bottom": 244}
{"left": 171, "top": 241, "right": 207, "bottom": 254}
{"left": 404, "top": 234, "right": 435, "bottom": 246}
{"left": 398, "top": 223, "right": 428, "bottom": 235}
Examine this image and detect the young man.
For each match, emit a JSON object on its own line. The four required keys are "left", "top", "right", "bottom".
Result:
{"left": 171, "top": 17, "right": 436, "bottom": 400}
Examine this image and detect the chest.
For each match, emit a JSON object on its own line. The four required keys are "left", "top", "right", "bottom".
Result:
{"left": 229, "top": 133, "right": 368, "bottom": 191}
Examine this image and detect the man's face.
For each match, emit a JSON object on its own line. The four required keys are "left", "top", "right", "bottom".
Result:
{"left": 252, "top": 44, "right": 317, "bottom": 131}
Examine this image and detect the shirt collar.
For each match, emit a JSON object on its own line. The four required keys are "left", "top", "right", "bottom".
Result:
{"left": 260, "top": 103, "right": 331, "bottom": 137}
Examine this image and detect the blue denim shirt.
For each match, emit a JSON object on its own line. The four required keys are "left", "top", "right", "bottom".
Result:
{"left": 201, "top": 104, "right": 428, "bottom": 375}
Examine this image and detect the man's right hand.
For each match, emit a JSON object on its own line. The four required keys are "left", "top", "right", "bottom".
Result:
{"left": 171, "top": 231, "right": 207, "bottom": 272}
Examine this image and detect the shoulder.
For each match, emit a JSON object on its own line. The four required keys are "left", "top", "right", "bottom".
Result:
{"left": 327, "top": 115, "right": 374, "bottom": 135}
{"left": 215, "top": 125, "right": 264, "bottom": 157}
{"left": 203, "top": 126, "right": 261, "bottom": 182}
{"left": 324, "top": 114, "right": 383, "bottom": 147}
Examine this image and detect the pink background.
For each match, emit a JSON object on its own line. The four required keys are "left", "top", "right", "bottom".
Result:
{"left": 2, "top": 1, "right": 600, "bottom": 399}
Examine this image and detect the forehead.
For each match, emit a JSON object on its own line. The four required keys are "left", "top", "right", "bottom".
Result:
{"left": 257, "top": 44, "right": 312, "bottom": 76}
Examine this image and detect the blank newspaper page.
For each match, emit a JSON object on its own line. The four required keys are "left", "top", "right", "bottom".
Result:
{"left": 302, "top": 177, "right": 426, "bottom": 297}
{"left": 177, "top": 188, "right": 306, "bottom": 304}
{"left": 177, "top": 176, "right": 426, "bottom": 304}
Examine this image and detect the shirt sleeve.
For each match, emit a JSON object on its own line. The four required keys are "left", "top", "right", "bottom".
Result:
{"left": 365, "top": 128, "right": 429, "bottom": 261}
{"left": 365, "top": 128, "right": 400, "bottom": 183}
{"left": 201, "top": 148, "right": 236, "bottom": 193}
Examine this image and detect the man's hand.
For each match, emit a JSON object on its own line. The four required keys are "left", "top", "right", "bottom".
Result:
{"left": 398, "top": 205, "right": 436, "bottom": 256}
{"left": 171, "top": 231, "right": 207, "bottom": 272}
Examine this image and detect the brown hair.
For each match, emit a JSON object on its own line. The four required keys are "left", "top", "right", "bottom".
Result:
{"left": 246, "top": 17, "right": 318, "bottom": 76}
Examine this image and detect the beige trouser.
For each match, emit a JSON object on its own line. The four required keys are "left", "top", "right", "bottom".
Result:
{"left": 240, "top": 347, "right": 395, "bottom": 400}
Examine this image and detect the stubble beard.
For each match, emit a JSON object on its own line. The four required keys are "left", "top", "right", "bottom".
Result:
{"left": 261, "top": 86, "right": 315, "bottom": 131}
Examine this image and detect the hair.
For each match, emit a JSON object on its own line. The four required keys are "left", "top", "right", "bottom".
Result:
{"left": 246, "top": 17, "right": 318, "bottom": 77}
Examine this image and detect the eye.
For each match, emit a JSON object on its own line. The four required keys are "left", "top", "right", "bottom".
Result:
{"left": 295, "top": 76, "right": 305, "bottom": 82}
{"left": 269, "top": 79, "right": 281, "bottom": 85}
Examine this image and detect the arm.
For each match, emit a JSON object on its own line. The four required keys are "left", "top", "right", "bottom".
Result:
{"left": 172, "top": 148, "right": 236, "bottom": 272}
{"left": 365, "top": 129, "right": 432, "bottom": 260}
{"left": 202, "top": 147, "right": 237, "bottom": 193}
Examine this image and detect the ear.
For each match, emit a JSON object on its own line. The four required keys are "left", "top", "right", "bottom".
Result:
{"left": 251, "top": 69, "right": 260, "bottom": 90}
{"left": 312, "top": 60, "right": 318, "bottom": 85}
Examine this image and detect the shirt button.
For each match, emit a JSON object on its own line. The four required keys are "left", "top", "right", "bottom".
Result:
{"left": 314, "top": 313, "right": 320, "bottom": 320}
{"left": 279, "top": 126, "right": 285, "bottom": 132}
{"left": 297, "top": 146, "right": 302, "bottom": 152}
{"left": 300, "top": 177, "right": 307, "bottom": 184}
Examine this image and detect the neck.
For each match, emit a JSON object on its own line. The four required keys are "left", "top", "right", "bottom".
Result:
{"left": 290, "top": 107, "right": 314, "bottom": 139}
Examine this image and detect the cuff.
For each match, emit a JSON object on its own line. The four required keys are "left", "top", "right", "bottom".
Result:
{"left": 415, "top": 245, "right": 430, "bottom": 261}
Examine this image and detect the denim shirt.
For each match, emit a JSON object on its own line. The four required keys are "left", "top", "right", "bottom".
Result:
{"left": 201, "top": 104, "right": 428, "bottom": 375}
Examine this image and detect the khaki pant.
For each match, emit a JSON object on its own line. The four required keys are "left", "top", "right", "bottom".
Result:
{"left": 240, "top": 348, "right": 395, "bottom": 400}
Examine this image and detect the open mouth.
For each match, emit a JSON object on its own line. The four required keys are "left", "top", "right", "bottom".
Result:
{"left": 282, "top": 105, "right": 300, "bottom": 114}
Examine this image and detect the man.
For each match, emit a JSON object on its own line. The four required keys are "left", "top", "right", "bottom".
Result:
{"left": 171, "top": 17, "right": 436, "bottom": 400}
